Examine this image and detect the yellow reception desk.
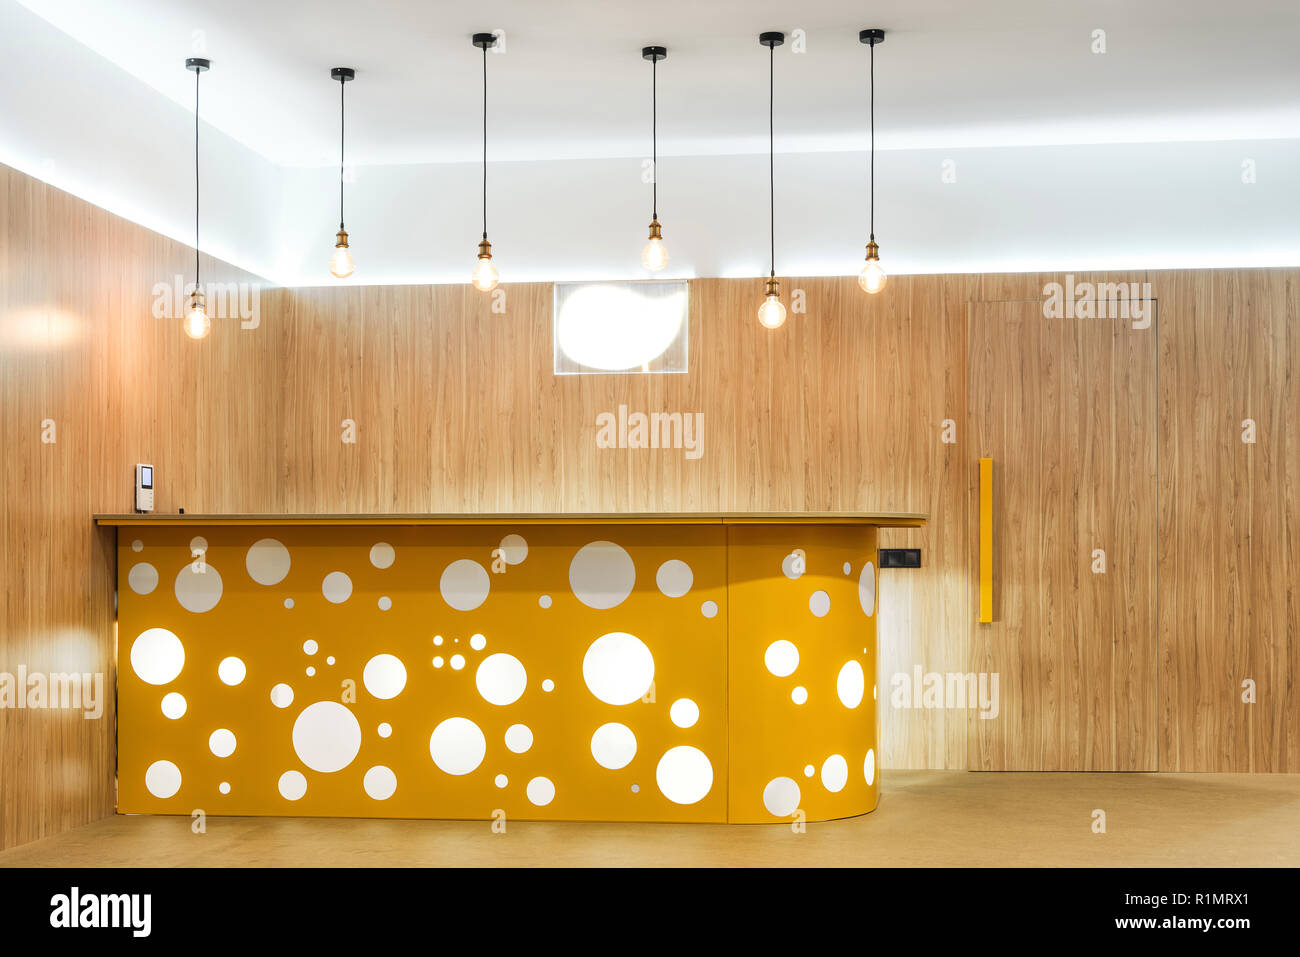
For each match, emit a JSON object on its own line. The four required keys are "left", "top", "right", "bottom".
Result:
{"left": 97, "top": 512, "right": 924, "bottom": 824}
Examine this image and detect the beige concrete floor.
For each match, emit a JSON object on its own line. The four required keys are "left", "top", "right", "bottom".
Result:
{"left": 2, "top": 771, "right": 1297, "bottom": 867}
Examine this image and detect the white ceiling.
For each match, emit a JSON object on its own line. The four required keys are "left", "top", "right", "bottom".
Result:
{"left": 15, "top": 0, "right": 1300, "bottom": 166}
{"left": 4, "top": 0, "right": 1300, "bottom": 286}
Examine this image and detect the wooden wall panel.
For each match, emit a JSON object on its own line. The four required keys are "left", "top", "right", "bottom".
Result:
{"left": 1156, "top": 268, "right": 1300, "bottom": 771}
{"left": 967, "top": 285, "right": 1158, "bottom": 771}
{"left": 277, "top": 275, "right": 970, "bottom": 768}
{"left": 0, "top": 163, "right": 275, "bottom": 850}
{"left": 6, "top": 158, "right": 1300, "bottom": 855}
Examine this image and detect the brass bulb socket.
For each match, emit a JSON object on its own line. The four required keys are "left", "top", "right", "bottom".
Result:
{"left": 188, "top": 289, "right": 205, "bottom": 309}
{"left": 335, "top": 227, "right": 350, "bottom": 249}
{"left": 477, "top": 238, "right": 493, "bottom": 260}
{"left": 865, "top": 240, "right": 880, "bottom": 262}
{"left": 764, "top": 277, "right": 781, "bottom": 298}
{"left": 647, "top": 219, "right": 663, "bottom": 240}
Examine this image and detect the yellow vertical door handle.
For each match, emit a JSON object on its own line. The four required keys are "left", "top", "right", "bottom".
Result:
{"left": 979, "top": 457, "right": 993, "bottom": 623}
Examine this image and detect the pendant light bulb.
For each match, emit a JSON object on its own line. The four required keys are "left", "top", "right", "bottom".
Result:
{"left": 641, "top": 47, "right": 669, "bottom": 272}
{"left": 328, "top": 67, "right": 356, "bottom": 279}
{"left": 473, "top": 33, "right": 500, "bottom": 291}
{"left": 758, "top": 32, "right": 785, "bottom": 329}
{"left": 859, "top": 239, "right": 887, "bottom": 294}
{"left": 184, "top": 290, "right": 210, "bottom": 340}
{"left": 330, "top": 227, "right": 354, "bottom": 279}
{"left": 757, "top": 278, "right": 787, "bottom": 329}
{"left": 473, "top": 237, "right": 499, "bottom": 292}
{"left": 858, "top": 29, "right": 887, "bottom": 296}
{"left": 642, "top": 220, "right": 668, "bottom": 271}
{"left": 184, "top": 57, "right": 210, "bottom": 341}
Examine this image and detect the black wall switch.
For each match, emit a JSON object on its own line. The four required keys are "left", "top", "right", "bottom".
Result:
{"left": 879, "top": 548, "right": 921, "bottom": 568}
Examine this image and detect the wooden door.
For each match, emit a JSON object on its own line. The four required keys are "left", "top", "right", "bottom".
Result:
{"left": 968, "top": 298, "right": 1157, "bottom": 770}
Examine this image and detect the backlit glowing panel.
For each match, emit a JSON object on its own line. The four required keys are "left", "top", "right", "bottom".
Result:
{"left": 553, "top": 280, "right": 688, "bottom": 374}
{"left": 727, "top": 524, "right": 879, "bottom": 824}
{"left": 117, "top": 520, "right": 881, "bottom": 823}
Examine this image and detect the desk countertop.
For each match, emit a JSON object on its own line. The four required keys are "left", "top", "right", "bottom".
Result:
{"left": 94, "top": 511, "right": 927, "bottom": 527}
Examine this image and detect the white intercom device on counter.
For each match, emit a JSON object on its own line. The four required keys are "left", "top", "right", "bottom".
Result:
{"left": 135, "top": 464, "right": 154, "bottom": 513}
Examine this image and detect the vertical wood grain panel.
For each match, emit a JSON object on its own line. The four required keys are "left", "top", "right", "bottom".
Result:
{"left": 1156, "top": 268, "right": 1299, "bottom": 771}
{"left": 968, "top": 285, "right": 1158, "bottom": 771}
{"left": 0, "top": 162, "right": 276, "bottom": 850}
{"left": 7, "top": 156, "right": 1300, "bottom": 856}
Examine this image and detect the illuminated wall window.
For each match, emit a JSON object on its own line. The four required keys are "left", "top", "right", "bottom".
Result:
{"left": 553, "top": 280, "right": 689, "bottom": 375}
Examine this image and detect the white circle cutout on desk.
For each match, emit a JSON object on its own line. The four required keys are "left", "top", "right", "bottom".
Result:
{"left": 821, "top": 754, "right": 848, "bottom": 792}
{"left": 582, "top": 632, "right": 654, "bottom": 705}
{"left": 363, "top": 765, "right": 397, "bottom": 801}
{"left": 669, "top": 698, "right": 699, "bottom": 728}
{"left": 763, "top": 777, "right": 801, "bottom": 817}
{"left": 837, "top": 660, "right": 865, "bottom": 709}
{"left": 321, "top": 571, "right": 352, "bottom": 604}
{"left": 208, "top": 728, "right": 236, "bottom": 758}
{"left": 475, "top": 653, "right": 527, "bottom": 706}
{"left": 569, "top": 541, "right": 636, "bottom": 609}
{"left": 859, "top": 561, "right": 876, "bottom": 616}
{"left": 429, "top": 717, "right": 486, "bottom": 775}
{"left": 791, "top": 686, "right": 808, "bottom": 705}
{"left": 303, "top": 639, "right": 318, "bottom": 656}
{"left": 217, "top": 656, "right": 246, "bottom": 686}
{"left": 439, "top": 559, "right": 491, "bottom": 611}
{"left": 590, "top": 722, "right": 638, "bottom": 770}
{"left": 292, "top": 701, "right": 361, "bottom": 773}
{"left": 764, "top": 640, "right": 799, "bottom": 678}
{"left": 864, "top": 749, "right": 876, "bottom": 786}
{"left": 270, "top": 683, "right": 294, "bottom": 708}
{"left": 782, "top": 551, "right": 805, "bottom": 580}
{"left": 363, "top": 654, "right": 407, "bottom": 699}
{"left": 161, "top": 692, "right": 187, "bottom": 719}
{"left": 498, "top": 534, "right": 528, "bottom": 565}
{"left": 245, "top": 538, "right": 291, "bottom": 585}
{"left": 809, "top": 590, "right": 831, "bottom": 617}
{"left": 278, "top": 770, "right": 307, "bottom": 801}
{"left": 145, "top": 760, "right": 181, "bottom": 799}
{"left": 526, "top": 776, "right": 556, "bottom": 807}
{"left": 128, "top": 562, "right": 158, "bottom": 595}
{"left": 130, "top": 627, "right": 185, "bottom": 685}
{"left": 700, "top": 600, "right": 718, "bottom": 618}
{"left": 655, "top": 746, "right": 713, "bottom": 805}
{"left": 369, "top": 542, "right": 395, "bottom": 569}
{"left": 504, "top": 723, "right": 533, "bottom": 753}
{"left": 655, "top": 560, "right": 693, "bottom": 598}
{"left": 174, "top": 563, "right": 222, "bottom": 613}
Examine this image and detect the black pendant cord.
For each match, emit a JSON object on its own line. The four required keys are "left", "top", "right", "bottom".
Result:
{"left": 651, "top": 54, "right": 658, "bottom": 221}
{"left": 338, "top": 77, "right": 346, "bottom": 231}
{"left": 768, "top": 40, "right": 775, "bottom": 279}
{"left": 194, "top": 66, "right": 200, "bottom": 291}
{"left": 482, "top": 44, "right": 488, "bottom": 240}
{"left": 869, "top": 37, "right": 875, "bottom": 242}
